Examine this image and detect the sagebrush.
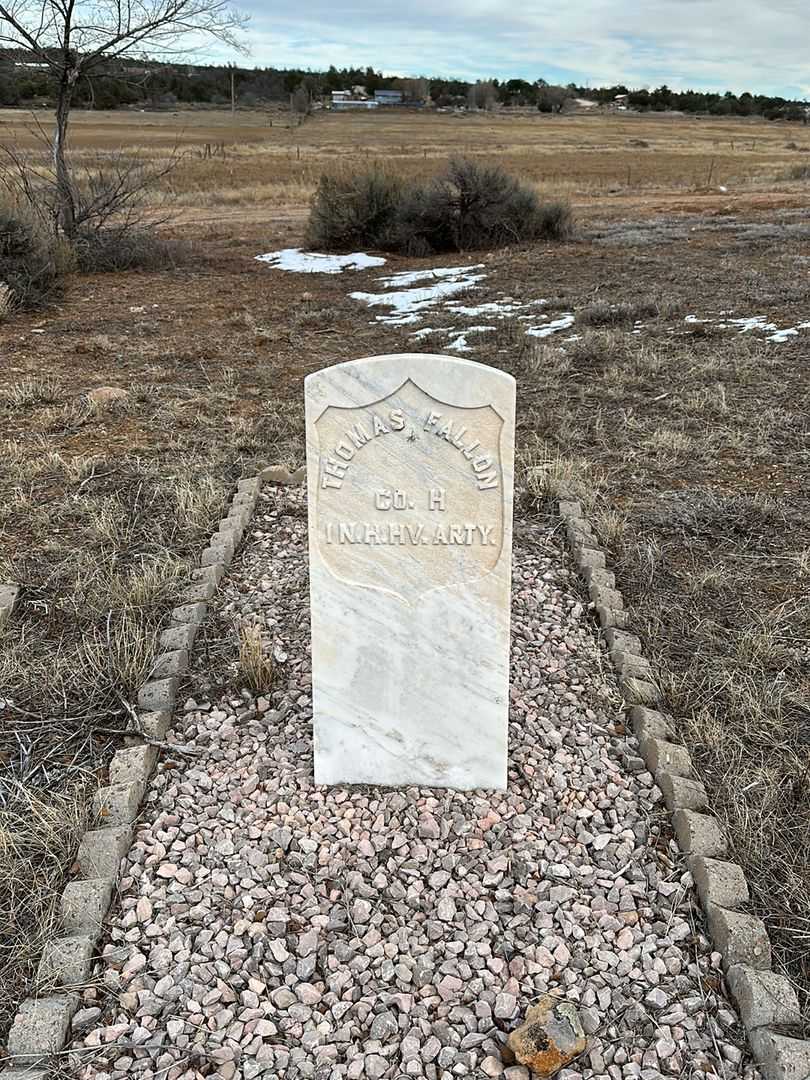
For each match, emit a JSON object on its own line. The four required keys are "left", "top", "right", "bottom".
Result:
{"left": 307, "top": 157, "right": 574, "bottom": 255}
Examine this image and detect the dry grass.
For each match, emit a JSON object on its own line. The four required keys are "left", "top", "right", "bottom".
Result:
{"left": 0, "top": 785, "right": 90, "bottom": 1016}
{"left": 0, "top": 359, "right": 303, "bottom": 1042}
{"left": 2, "top": 108, "right": 806, "bottom": 217}
{"left": 496, "top": 324, "right": 810, "bottom": 1016}
{"left": 237, "top": 623, "right": 275, "bottom": 692}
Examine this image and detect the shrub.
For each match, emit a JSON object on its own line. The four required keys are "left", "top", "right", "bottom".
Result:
{"left": 73, "top": 227, "right": 188, "bottom": 273}
{"left": 306, "top": 157, "right": 574, "bottom": 255}
{"left": 306, "top": 168, "right": 404, "bottom": 251}
{"left": 0, "top": 203, "right": 63, "bottom": 310}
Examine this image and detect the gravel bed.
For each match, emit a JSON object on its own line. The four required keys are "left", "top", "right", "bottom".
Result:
{"left": 69, "top": 486, "right": 759, "bottom": 1080}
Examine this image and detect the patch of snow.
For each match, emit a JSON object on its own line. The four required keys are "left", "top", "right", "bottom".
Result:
{"left": 683, "top": 312, "right": 810, "bottom": 343}
{"left": 526, "top": 314, "right": 575, "bottom": 338}
{"left": 445, "top": 325, "right": 497, "bottom": 353}
{"left": 256, "top": 248, "right": 386, "bottom": 274}
{"left": 725, "top": 315, "right": 777, "bottom": 334}
{"left": 350, "top": 267, "right": 486, "bottom": 326}
{"left": 378, "top": 264, "right": 483, "bottom": 288}
{"left": 768, "top": 327, "right": 799, "bottom": 342}
{"left": 447, "top": 298, "right": 547, "bottom": 318}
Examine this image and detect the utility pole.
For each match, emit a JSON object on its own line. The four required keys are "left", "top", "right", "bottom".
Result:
{"left": 231, "top": 68, "right": 235, "bottom": 113}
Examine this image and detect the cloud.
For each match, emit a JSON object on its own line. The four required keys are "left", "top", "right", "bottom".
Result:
{"left": 210, "top": 0, "right": 809, "bottom": 98}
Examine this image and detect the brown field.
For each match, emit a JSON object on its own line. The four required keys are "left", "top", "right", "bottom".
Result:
{"left": 1, "top": 107, "right": 809, "bottom": 1049}
{"left": 4, "top": 106, "right": 810, "bottom": 214}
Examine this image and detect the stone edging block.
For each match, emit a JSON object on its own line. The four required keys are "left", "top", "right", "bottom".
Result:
{"left": 726, "top": 965, "right": 801, "bottom": 1031}
{"left": 706, "top": 904, "right": 772, "bottom": 970}
{"left": 5, "top": 471, "right": 273, "bottom": 1066}
{"left": 6, "top": 994, "right": 79, "bottom": 1062}
{"left": 555, "top": 496, "right": 810, "bottom": 1077}
{"left": 60, "top": 878, "right": 114, "bottom": 934}
{"left": 36, "top": 935, "right": 95, "bottom": 988}
{"left": 638, "top": 736, "right": 692, "bottom": 777}
{"left": 749, "top": 1028, "right": 810, "bottom": 1080}
{"left": 689, "top": 855, "right": 750, "bottom": 909}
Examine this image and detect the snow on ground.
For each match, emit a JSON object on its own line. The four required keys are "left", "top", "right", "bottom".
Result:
{"left": 67, "top": 485, "right": 758, "bottom": 1080}
{"left": 349, "top": 264, "right": 578, "bottom": 349}
{"left": 257, "top": 252, "right": 810, "bottom": 350}
{"left": 349, "top": 266, "right": 487, "bottom": 326}
{"left": 255, "top": 249, "right": 386, "bottom": 274}
{"left": 685, "top": 314, "right": 810, "bottom": 343}
{"left": 526, "top": 315, "right": 576, "bottom": 339}
{"left": 445, "top": 326, "right": 497, "bottom": 353}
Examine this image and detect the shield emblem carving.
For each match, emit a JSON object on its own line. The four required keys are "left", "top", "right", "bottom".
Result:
{"left": 313, "top": 378, "right": 505, "bottom": 603}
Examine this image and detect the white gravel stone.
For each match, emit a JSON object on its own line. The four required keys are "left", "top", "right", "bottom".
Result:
{"left": 64, "top": 486, "right": 757, "bottom": 1080}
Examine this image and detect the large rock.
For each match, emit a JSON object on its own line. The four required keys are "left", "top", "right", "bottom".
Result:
{"left": 86, "top": 386, "right": 128, "bottom": 405}
{"left": 507, "top": 995, "right": 586, "bottom": 1077}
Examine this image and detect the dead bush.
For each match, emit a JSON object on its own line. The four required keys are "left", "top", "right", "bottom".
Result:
{"left": 73, "top": 228, "right": 189, "bottom": 273}
{"left": 306, "top": 167, "right": 403, "bottom": 251}
{"left": 0, "top": 202, "right": 65, "bottom": 310}
{"left": 306, "top": 158, "right": 574, "bottom": 255}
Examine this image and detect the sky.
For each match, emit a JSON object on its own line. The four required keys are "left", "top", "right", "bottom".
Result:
{"left": 206, "top": 1, "right": 810, "bottom": 100}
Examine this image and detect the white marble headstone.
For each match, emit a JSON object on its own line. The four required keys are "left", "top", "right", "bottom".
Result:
{"left": 305, "top": 353, "right": 515, "bottom": 790}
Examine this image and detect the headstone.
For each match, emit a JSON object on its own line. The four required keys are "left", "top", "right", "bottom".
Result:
{"left": 305, "top": 353, "right": 515, "bottom": 790}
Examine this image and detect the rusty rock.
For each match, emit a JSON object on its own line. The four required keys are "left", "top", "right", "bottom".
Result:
{"left": 506, "top": 995, "right": 586, "bottom": 1077}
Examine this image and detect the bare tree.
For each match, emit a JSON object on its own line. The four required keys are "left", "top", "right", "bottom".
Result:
{"left": 0, "top": 0, "right": 248, "bottom": 235}
{"left": 291, "top": 82, "right": 309, "bottom": 116}
{"left": 466, "top": 80, "right": 497, "bottom": 112}
{"left": 536, "top": 84, "right": 573, "bottom": 114}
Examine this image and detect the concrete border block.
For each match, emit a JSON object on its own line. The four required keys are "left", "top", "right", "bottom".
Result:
{"left": 109, "top": 744, "right": 158, "bottom": 787}
{"left": 159, "top": 622, "right": 197, "bottom": 652}
{"left": 192, "top": 563, "right": 224, "bottom": 586}
{"left": 749, "top": 1028, "right": 810, "bottom": 1080}
{"left": 171, "top": 601, "right": 207, "bottom": 625}
{"left": 201, "top": 545, "right": 230, "bottom": 568}
{"left": 706, "top": 904, "right": 771, "bottom": 970}
{"left": 209, "top": 531, "right": 235, "bottom": 558}
{"left": 150, "top": 649, "right": 189, "bottom": 679}
{"left": 605, "top": 627, "right": 642, "bottom": 654}
{"left": 136, "top": 677, "right": 179, "bottom": 712}
{"left": 639, "top": 736, "right": 692, "bottom": 777}
{"left": 658, "top": 771, "right": 709, "bottom": 812}
{"left": 181, "top": 581, "right": 216, "bottom": 603}
{"left": 6, "top": 994, "right": 79, "bottom": 1061}
{"left": 60, "top": 878, "right": 113, "bottom": 935}
{"left": 672, "top": 809, "right": 727, "bottom": 857}
{"left": 597, "top": 604, "right": 631, "bottom": 630}
{"left": 1, "top": 1068, "right": 51, "bottom": 1080}
{"left": 138, "top": 709, "right": 172, "bottom": 740}
{"left": 76, "top": 826, "right": 132, "bottom": 880}
{"left": 237, "top": 476, "right": 262, "bottom": 495}
{"left": 619, "top": 675, "right": 660, "bottom": 705}
{"left": 574, "top": 546, "right": 606, "bottom": 571}
{"left": 92, "top": 781, "right": 144, "bottom": 827}
{"left": 613, "top": 651, "right": 654, "bottom": 681}
{"left": 231, "top": 493, "right": 257, "bottom": 514}
{"left": 36, "top": 935, "right": 94, "bottom": 988}
{"left": 589, "top": 584, "right": 624, "bottom": 610}
{"left": 689, "top": 856, "right": 750, "bottom": 909}
{"left": 629, "top": 706, "right": 669, "bottom": 741}
{"left": 568, "top": 523, "right": 596, "bottom": 549}
{"left": 558, "top": 499, "right": 583, "bottom": 519}
{"left": 584, "top": 566, "right": 616, "bottom": 590}
{"left": 726, "top": 965, "right": 801, "bottom": 1031}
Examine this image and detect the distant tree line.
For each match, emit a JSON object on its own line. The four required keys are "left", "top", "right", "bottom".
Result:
{"left": 0, "top": 52, "right": 805, "bottom": 121}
